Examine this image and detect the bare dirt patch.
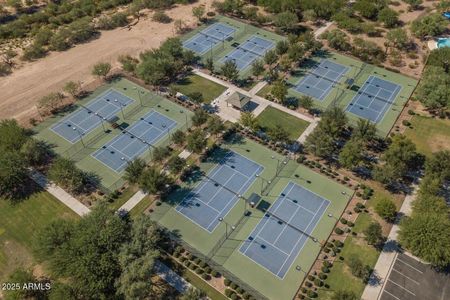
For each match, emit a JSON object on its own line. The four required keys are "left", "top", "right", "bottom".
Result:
{"left": 0, "top": 0, "right": 214, "bottom": 124}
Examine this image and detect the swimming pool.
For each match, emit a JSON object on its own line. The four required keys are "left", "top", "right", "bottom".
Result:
{"left": 437, "top": 38, "right": 450, "bottom": 48}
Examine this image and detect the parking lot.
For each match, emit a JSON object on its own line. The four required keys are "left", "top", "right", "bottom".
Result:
{"left": 380, "top": 253, "right": 450, "bottom": 300}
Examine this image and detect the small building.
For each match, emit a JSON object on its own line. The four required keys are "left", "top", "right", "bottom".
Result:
{"left": 226, "top": 92, "right": 251, "bottom": 110}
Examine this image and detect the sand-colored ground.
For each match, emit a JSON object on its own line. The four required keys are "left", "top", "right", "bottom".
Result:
{"left": 0, "top": 0, "right": 213, "bottom": 123}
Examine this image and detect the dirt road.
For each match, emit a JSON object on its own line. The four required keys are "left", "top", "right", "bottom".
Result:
{"left": 0, "top": 0, "right": 212, "bottom": 123}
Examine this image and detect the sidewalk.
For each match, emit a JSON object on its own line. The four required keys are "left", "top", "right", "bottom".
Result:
{"left": 30, "top": 170, "right": 91, "bottom": 217}
{"left": 361, "top": 183, "right": 418, "bottom": 300}
{"left": 154, "top": 260, "right": 192, "bottom": 293}
{"left": 119, "top": 189, "right": 147, "bottom": 212}
{"left": 193, "top": 70, "right": 315, "bottom": 124}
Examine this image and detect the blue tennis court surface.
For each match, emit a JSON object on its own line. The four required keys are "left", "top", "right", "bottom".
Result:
{"left": 239, "top": 182, "right": 330, "bottom": 278}
{"left": 51, "top": 89, "right": 133, "bottom": 143}
{"left": 293, "top": 59, "right": 349, "bottom": 101}
{"left": 220, "top": 36, "right": 274, "bottom": 70}
{"left": 176, "top": 151, "right": 264, "bottom": 232}
{"left": 183, "top": 23, "right": 236, "bottom": 55}
{"left": 346, "top": 76, "right": 401, "bottom": 123}
{"left": 92, "top": 110, "right": 177, "bottom": 172}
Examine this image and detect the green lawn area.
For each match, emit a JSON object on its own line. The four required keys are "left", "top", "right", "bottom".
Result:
{"left": 129, "top": 196, "right": 156, "bottom": 218}
{"left": 404, "top": 114, "right": 450, "bottom": 157}
{"left": 256, "top": 83, "right": 272, "bottom": 98}
{"left": 256, "top": 106, "right": 310, "bottom": 140}
{"left": 108, "top": 185, "right": 139, "bottom": 211}
{"left": 170, "top": 74, "right": 227, "bottom": 104}
{"left": 318, "top": 216, "right": 380, "bottom": 300}
{"left": 0, "top": 190, "right": 78, "bottom": 280}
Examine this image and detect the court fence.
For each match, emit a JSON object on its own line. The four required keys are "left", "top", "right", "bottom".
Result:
{"left": 160, "top": 224, "right": 268, "bottom": 300}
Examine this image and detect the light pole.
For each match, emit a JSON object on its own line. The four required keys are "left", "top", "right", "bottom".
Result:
{"left": 180, "top": 109, "right": 188, "bottom": 129}
{"left": 73, "top": 127, "right": 85, "bottom": 147}
{"left": 95, "top": 113, "right": 107, "bottom": 132}
{"left": 218, "top": 217, "right": 235, "bottom": 238}
{"left": 255, "top": 174, "right": 271, "bottom": 195}
{"left": 134, "top": 86, "right": 143, "bottom": 106}
{"left": 115, "top": 99, "right": 125, "bottom": 119}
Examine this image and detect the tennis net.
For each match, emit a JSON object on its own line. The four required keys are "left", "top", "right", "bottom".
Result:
{"left": 264, "top": 209, "right": 315, "bottom": 240}
{"left": 307, "top": 68, "right": 343, "bottom": 86}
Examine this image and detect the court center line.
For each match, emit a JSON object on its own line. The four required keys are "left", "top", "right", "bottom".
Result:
{"left": 205, "top": 163, "right": 262, "bottom": 230}
{"left": 276, "top": 198, "right": 328, "bottom": 276}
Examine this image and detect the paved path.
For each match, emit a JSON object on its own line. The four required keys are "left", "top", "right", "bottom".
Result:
{"left": 193, "top": 70, "right": 315, "bottom": 126}
{"left": 30, "top": 170, "right": 91, "bottom": 216}
{"left": 361, "top": 183, "right": 418, "bottom": 300}
{"left": 119, "top": 189, "right": 147, "bottom": 212}
{"left": 314, "top": 21, "right": 333, "bottom": 38}
{"left": 248, "top": 81, "right": 267, "bottom": 96}
{"left": 154, "top": 260, "right": 192, "bottom": 293}
{"left": 297, "top": 120, "right": 319, "bottom": 143}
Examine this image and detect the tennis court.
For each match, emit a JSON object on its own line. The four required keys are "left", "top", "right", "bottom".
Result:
{"left": 176, "top": 151, "right": 264, "bottom": 232}
{"left": 183, "top": 22, "right": 236, "bottom": 55}
{"left": 51, "top": 89, "right": 133, "bottom": 143}
{"left": 346, "top": 75, "right": 401, "bottom": 123}
{"left": 92, "top": 110, "right": 177, "bottom": 172}
{"left": 220, "top": 36, "right": 274, "bottom": 70}
{"left": 293, "top": 59, "right": 349, "bottom": 101}
{"left": 239, "top": 182, "right": 330, "bottom": 278}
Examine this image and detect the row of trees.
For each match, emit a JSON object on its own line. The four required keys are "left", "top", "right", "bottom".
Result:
{"left": 415, "top": 48, "right": 450, "bottom": 115}
{"left": 16, "top": 205, "right": 170, "bottom": 300}
{"left": 0, "top": 120, "right": 51, "bottom": 200}
{"left": 322, "top": 29, "right": 386, "bottom": 64}
{"left": 399, "top": 151, "right": 450, "bottom": 268}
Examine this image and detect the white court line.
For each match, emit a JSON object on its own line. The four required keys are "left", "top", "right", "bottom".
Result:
{"left": 383, "top": 289, "right": 402, "bottom": 300}
{"left": 176, "top": 151, "right": 263, "bottom": 233}
{"left": 276, "top": 197, "right": 328, "bottom": 277}
{"left": 387, "top": 279, "right": 416, "bottom": 296}
{"left": 391, "top": 268, "right": 420, "bottom": 285}
{"left": 374, "top": 83, "right": 403, "bottom": 124}
{"left": 256, "top": 236, "right": 291, "bottom": 256}
{"left": 396, "top": 257, "right": 424, "bottom": 274}
{"left": 240, "top": 181, "right": 331, "bottom": 279}
{"left": 271, "top": 184, "right": 298, "bottom": 244}
{"left": 205, "top": 163, "right": 262, "bottom": 231}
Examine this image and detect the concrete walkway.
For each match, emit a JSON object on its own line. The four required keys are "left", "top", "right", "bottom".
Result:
{"left": 193, "top": 70, "right": 315, "bottom": 125}
{"left": 361, "top": 183, "right": 418, "bottom": 300}
{"left": 119, "top": 189, "right": 147, "bottom": 212}
{"left": 248, "top": 81, "right": 267, "bottom": 96}
{"left": 30, "top": 170, "right": 91, "bottom": 217}
{"left": 154, "top": 260, "right": 192, "bottom": 293}
{"left": 297, "top": 120, "right": 319, "bottom": 143}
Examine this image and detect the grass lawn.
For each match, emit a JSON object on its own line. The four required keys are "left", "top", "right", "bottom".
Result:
{"left": 404, "top": 115, "right": 450, "bottom": 157}
{"left": 256, "top": 83, "right": 272, "bottom": 98}
{"left": 129, "top": 196, "right": 156, "bottom": 218}
{"left": 108, "top": 185, "right": 139, "bottom": 211}
{"left": 170, "top": 74, "right": 227, "bottom": 104}
{"left": 318, "top": 216, "right": 380, "bottom": 299}
{"left": 182, "top": 268, "right": 228, "bottom": 300}
{"left": 0, "top": 190, "right": 78, "bottom": 280}
{"left": 256, "top": 106, "right": 310, "bottom": 140}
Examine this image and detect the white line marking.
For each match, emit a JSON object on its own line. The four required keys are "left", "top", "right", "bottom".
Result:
{"left": 391, "top": 268, "right": 420, "bottom": 285}
{"left": 387, "top": 279, "right": 416, "bottom": 296}
{"left": 383, "top": 289, "right": 402, "bottom": 300}
{"left": 396, "top": 257, "right": 424, "bottom": 274}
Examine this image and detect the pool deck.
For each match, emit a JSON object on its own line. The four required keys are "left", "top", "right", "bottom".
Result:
{"left": 428, "top": 40, "right": 438, "bottom": 50}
